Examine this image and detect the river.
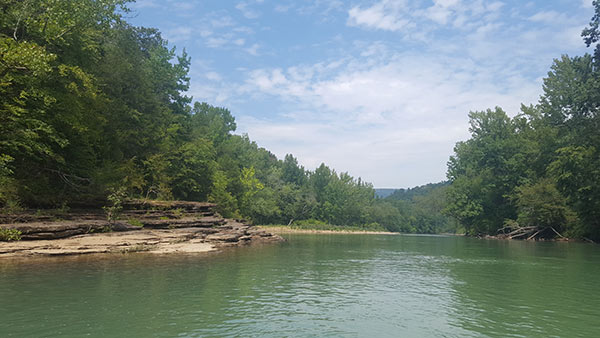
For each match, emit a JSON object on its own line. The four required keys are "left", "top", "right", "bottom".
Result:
{"left": 1, "top": 234, "right": 599, "bottom": 337}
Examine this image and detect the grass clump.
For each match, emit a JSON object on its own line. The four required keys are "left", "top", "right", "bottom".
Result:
{"left": 127, "top": 218, "right": 144, "bottom": 228}
{"left": 172, "top": 208, "right": 184, "bottom": 218}
{"left": 0, "top": 228, "right": 22, "bottom": 241}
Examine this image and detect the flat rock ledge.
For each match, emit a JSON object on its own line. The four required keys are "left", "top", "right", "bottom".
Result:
{"left": 0, "top": 221, "right": 282, "bottom": 258}
{"left": 0, "top": 201, "right": 283, "bottom": 258}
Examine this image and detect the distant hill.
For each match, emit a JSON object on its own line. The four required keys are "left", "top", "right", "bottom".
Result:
{"left": 374, "top": 188, "right": 398, "bottom": 198}
{"left": 385, "top": 181, "right": 450, "bottom": 201}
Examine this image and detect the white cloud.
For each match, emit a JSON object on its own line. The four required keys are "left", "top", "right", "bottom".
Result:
{"left": 236, "top": 1, "right": 260, "bottom": 19}
{"left": 237, "top": 49, "right": 543, "bottom": 186}
{"left": 582, "top": 0, "right": 594, "bottom": 8}
{"left": 348, "top": 0, "right": 411, "bottom": 32}
{"left": 237, "top": 113, "right": 469, "bottom": 187}
{"left": 245, "top": 43, "right": 260, "bottom": 56}
{"left": 487, "top": 1, "right": 504, "bottom": 12}
{"left": 275, "top": 4, "right": 292, "bottom": 13}
{"left": 136, "top": 0, "right": 592, "bottom": 187}
{"left": 347, "top": 0, "right": 506, "bottom": 35}
{"left": 202, "top": 31, "right": 256, "bottom": 51}
{"left": 205, "top": 72, "right": 222, "bottom": 81}
{"left": 186, "top": 12, "right": 256, "bottom": 51}
{"left": 245, "top": 54, "right": 538, "bottom": 122}
{"left": 172, "top": 1, "right": 195, "bottom": 11}
{"left": 425, "top": 0, "right": 460, "bottom": 25}
{"left": 230, "top": 0, "right": 590, "bottom": 187}
{"left": 189, "top": 79, "right": 233, "bottom": 105}
{"left": 130, "top": 0, "right": 160, "bottom": 9}
{"left": 529, "top": 10, "right": 568, "bottom": 24}
{"left": 558, "top": 25, "right": 589, "bottom": 49}
{"left": 206, "top": 37, "right": 229, "bottom": 48}
{"left": 163, "top": 26, "right": 192, "bottom": 42}
{"left": 468, "top": 22, "right": 502, "bottom": 40}
{"left": 131, "top": 0, "right": 198, "bottom": 14}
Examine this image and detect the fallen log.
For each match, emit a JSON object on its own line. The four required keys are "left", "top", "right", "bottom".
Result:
{"left": 505, "top": 226, "right": 538, "bottom": 239}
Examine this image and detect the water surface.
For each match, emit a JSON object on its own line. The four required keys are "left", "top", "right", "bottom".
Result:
{"left": 1, "top": 234, "right": 599, "bottom": 337}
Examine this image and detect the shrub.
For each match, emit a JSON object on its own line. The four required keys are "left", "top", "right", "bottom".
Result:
{"left": 127, "top": 218, "right": 144, "bottom": 227}
{"left": 103, "top": 187, "right": 127, "bottom": 222}
{"left": 0, "top": 228, "right": 22, "bottom": 241}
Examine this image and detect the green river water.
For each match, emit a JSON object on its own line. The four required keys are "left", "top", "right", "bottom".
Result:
{"left": 1, "top": 234, "right": 599, "bottom": 337}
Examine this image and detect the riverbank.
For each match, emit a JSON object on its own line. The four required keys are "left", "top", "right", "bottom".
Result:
{"left": 0, "top": 200, "right": 283, "bottom": 258}
{"left": 258, "top": 225, "right": 399, "bottom": 235}
{"left": 1, "top": 221, "right": 282, "bottom": 258}
{"left": 258, "top": 225, "right": 583, "bottom": 243}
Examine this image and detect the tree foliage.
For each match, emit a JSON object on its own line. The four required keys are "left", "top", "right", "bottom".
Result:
{"left": 445, "top": 5, "right": 600, "bottom": 240}
{"left": 6, "top": 0, "right": 600, "bottom": 240}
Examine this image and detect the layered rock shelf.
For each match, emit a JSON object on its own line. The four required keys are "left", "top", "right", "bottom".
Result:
{"left": 0, "top": 200, "right": 283, "bottom": 258}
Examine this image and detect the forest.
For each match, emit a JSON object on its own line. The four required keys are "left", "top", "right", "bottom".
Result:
{"left": 1, "top": 0, "right": 599, "bottom": 241}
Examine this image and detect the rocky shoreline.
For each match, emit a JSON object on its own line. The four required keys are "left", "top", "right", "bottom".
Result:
{"left": 0, "top": 200, "right": 284, "bottom": 258}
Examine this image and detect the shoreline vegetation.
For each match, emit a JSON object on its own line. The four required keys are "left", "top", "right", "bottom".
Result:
{"left": 260, "top": 225, "right": 596, "bottom": 245}
{"left": 1, "top": 1, "right": 600, "bottom": 243}
{"left": 258, "top": 225, "right": 399, "bottom": 235}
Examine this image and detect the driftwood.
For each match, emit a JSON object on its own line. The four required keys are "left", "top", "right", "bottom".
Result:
{"left": 497, "top": 225, "right": 567, "bottom": 241}
{"left": 526, "top": 228, "right": 543, "bottom": 241}
{"left": 550, "top": 227, "right": 566, "bottom": 239}
{"left": 501, "top": 226, "right": 538, "bottom": 239}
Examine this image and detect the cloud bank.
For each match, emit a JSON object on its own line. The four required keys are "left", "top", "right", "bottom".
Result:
{"left": 130, "top": 0, "right": 594, "bottom": 187}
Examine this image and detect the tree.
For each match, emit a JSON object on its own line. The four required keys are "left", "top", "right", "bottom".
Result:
{"left": 582, "top": 0, "right": 600, "bottom": 63}
{"left": 310, "top": 163, "right": 332, "bottom": 204}
{"left": 282, "top": 154, "right": 306, "bottom": 186}
{"left": 539, "top": 53, "right": 600, "bottom": 240}
{"left": 548, "top": 146, "right": 600, "bottom": 238}
{"left": 539, "top": 55, "right": 600, "bottom": 144}
{"left": 513, "top": 179, "right": 577, "bottom": 234}
{"left": 239, "top": 166, "right": 264, "bottom": 215}
{"left": 445, "top": 108, "right": 530, "bottom": 234}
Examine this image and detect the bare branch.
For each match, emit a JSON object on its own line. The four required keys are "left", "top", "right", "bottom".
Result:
{"left": 550, "top": 227, "right": 567, "bottom": 239}
{"left": 43, "top": 168, "right": 92, "bottom": 192}
{"left": 13, "top": 0, "right": 31, "bottom": 41}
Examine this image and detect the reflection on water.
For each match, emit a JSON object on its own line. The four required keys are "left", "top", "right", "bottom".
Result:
{"left": 448, "top": 239, "right": 600, "bottom": 338}
{"left": 1, "top": 234, "right": 599, "bottom": 337}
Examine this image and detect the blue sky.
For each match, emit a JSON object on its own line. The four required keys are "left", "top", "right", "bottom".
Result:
{"left": 128, "top": 0, "right": 595, "bottom": 188}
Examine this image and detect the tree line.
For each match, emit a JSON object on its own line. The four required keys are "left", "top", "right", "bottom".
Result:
{"left": 445, "top": 2, "right": 600, "bottom": 241}
{"left": 0, "top": 0, "right": 454, "bottom": 233}
{"left": 2, "top": 0, "right": 599, "bottom": 240}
